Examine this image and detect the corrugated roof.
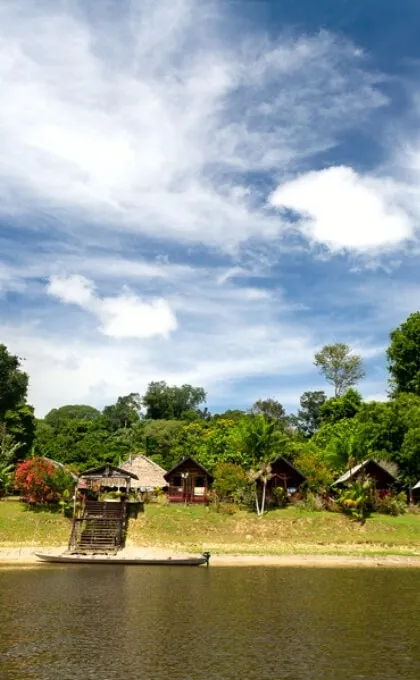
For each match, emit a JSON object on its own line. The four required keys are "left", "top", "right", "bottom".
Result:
{"left": 79, "top": 464, "right": 138, "bottom": 480}
{"left": 332, "top": 459, "right": 396, "bottom": 486}
{"left": 121, "top": 454, "right": 167, "bottom": 490}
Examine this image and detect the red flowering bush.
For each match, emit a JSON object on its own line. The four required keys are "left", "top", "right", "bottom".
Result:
{"left": 15, "top": 457, "right": 74, "bottom": 505}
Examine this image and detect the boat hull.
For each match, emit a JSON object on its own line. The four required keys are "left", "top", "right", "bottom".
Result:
{"left": 35, "top": 553, "right": 209, "bottom": 566}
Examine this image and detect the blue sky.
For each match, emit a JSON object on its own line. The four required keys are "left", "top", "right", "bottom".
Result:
{"left": 1, "top": 0, "right": 420, "bottom": 416}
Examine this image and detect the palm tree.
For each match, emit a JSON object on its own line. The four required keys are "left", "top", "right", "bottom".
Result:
{"left": 239, "top": 415, "right": 279, "bottom": 516}
{"left": 248, "top": 462, "right": 273, "bottom": 516}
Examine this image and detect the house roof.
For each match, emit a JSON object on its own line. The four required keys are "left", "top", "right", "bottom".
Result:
{"left": 120, "top": 454, "right": 167, "bottom": 489}
{"left": 164, "top": 456, "right": 214, "bottom": 482}
{"left": 42, "top": 457, "right": 79, "bottom": 482}
{"left": 271, "top": 456, "right": 307, "bottom": 481}
{"left": 413, "top": 480, "right": 420, "bottom": 490}
{"left": 332, "top": 459, "right": 396, "bottom": 487}
{"left": 79, "top": 464, "right": 138, "bottom": 480}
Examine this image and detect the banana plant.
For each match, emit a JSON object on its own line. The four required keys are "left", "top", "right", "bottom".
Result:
{"left": 0, "top": 462, "right": 14, "bottom": 498}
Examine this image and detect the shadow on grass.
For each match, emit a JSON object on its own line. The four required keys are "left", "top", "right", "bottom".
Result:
{"left": 22, "top": 502, "right": 63, "bottom": 516}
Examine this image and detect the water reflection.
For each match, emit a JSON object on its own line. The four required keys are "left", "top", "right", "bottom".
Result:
{"left": 0, "top": 566, "right": 419, "bottom": 680}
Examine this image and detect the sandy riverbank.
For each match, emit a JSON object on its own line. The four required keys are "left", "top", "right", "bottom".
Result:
{"left": 1, "top": 546, "right": 420, "bottom": 568}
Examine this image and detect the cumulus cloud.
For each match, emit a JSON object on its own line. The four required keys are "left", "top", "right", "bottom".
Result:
{"left": 271, "top": 166, "right": 413, "bottom": 252}
{"left": 47, "top": 275, "right": 177, "bottom": 339}
{"left": 47, "top": 274, "right": 95, "bottom": 306}
{"left": 0, "top": 259, "right": 383, "bottom": 415}
{"left": 0, "top": 0, "right": 386, "bottom": 249}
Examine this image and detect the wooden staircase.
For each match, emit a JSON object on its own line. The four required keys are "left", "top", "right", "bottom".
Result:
{"left": 68, "top": 500, "right": 127, "bottom": 555}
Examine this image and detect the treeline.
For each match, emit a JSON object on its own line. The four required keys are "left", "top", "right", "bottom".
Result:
{"left": 1, "top": 312, "right": 420, "bottom": 494}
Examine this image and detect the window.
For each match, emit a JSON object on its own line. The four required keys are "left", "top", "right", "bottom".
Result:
{"left": 195, "top": 476, "right": 205, "bottom": 487}
{"left": 172, "top": 476, "right": 182, "bottom": 487}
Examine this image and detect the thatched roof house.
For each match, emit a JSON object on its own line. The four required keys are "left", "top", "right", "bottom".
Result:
{"left": 332, "top": 459, "right": 396, "bottom": 491}
{"left": 121, "top": 454, "right": 167, "bottom": 491}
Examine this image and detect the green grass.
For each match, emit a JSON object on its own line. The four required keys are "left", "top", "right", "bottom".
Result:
{"left": 1, "top": 499, "right": 420, "bottom": 557}
{"left": 126, "top": 502, "right": 420, "bottom": 557}
{"left": 0, "top": 498, "right": 71, "bottom": 546}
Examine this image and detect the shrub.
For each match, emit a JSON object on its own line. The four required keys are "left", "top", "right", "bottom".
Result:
{"left": 272, "top": 486, "right": 288, "bottom": 508}
{"left": 213, "top": 462, "right": 249, "bottom": 502}
{"left": 300, "top": 491, "right": 325, "bottom": 512}
{"left": 336, "top": 478, "right": 374, "bottom": 522}
{"left": 216, "top": 502, "right": 237, "bottom": 515}
{"left": 231, "top": 482, "right": 255, "bottom": 510}
{"left": 374, "top": 491, "right": 407, "bottom": 516}
{"left": 15, "top": 457, "right": 74, "bottom": 505}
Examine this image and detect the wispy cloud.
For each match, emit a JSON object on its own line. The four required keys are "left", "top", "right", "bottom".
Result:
{"left": 0, "top": 0, "right": 413, "bottom": 415}
{"left": 0, "top": 0, "right": 386, "bottom": 250}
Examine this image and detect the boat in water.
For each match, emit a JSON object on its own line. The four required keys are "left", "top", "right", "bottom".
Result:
{"left": 35, "top": 552, "right": 211, "bottom": 567}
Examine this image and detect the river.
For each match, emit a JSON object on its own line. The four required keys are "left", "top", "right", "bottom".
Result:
{"left": 0, "top": 566, "right": 419, "bottom": 680}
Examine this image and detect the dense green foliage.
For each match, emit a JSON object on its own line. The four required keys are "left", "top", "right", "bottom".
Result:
{"left": 1, "top": 312, "right": 420, "bottom": 504}
{"left": 387, "top": 312, "right": 420, "bottom": 396}
{"left": 0, "top": 347, "right": 35, "bottom": 482}
{"left": 142, "top": 381, "right": 207, "bottom": 420}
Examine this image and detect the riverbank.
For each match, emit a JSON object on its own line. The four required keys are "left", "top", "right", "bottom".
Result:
{"left": 1, "top": 546, "right": 420, "bottom": 568}
{"left": 1, "top": 500, "right": 420, "bottom": 562}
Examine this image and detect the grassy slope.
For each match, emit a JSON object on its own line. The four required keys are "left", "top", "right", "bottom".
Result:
{"left": 0, "top": 499, "right": 71, "bottom": 546}
{"left": 1, "top": 499, "right": 420, "bottom": 556}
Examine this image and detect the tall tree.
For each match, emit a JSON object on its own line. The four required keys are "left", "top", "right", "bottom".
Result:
{"left": 314, "top": 343, "right": 365, "bottom": 397}
{"left": 45, "top": 405, "right": 101, "bottom": 428}
{"left": 102, "top": 393, "right": 141, "bottom": 431}
{"left": 142, "top": 381, "right": 206, "bottom": 420}
{"left": 3, "top": 403, "right": 35, "bottom": 461}
{"left": 295, "top": 390, "right": 327, "bottom": 437}
{"left": 387, "top": 312, "right": 420, "bottom": 396}
{"left": 249, "top": 398, "right": 287, "bottom": 427}
{"left": 0, "top": 345, "right": 29, "bottom": 420}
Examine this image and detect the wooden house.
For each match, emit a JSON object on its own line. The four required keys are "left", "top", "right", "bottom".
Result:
{"left": 164, "top": 457, "right": 213, "bottom": 503}
{"left": 77, "top": 464, "right": 138, "bottom": 495}
{"left": 332, "top": 459, "right": 396, "bottom": 492}
{"left": 262, "top": 456, "right": 306, "bottom": 501}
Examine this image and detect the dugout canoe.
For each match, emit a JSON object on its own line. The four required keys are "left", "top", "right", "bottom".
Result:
{"left": 35, "top": 552, "right": 211, "bottom": 566}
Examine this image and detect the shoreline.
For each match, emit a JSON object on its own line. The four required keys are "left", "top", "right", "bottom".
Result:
{"left": 1, "top": 546, "right": 420, "bottom": 568}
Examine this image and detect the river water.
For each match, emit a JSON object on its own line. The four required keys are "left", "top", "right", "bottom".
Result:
{"left": 0, "top": 566, "right": 419, "bottom": 680}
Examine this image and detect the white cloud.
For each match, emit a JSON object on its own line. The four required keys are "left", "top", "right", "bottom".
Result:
{"left": 98, "top": 293, "right": 176, "bottom": 339}
{"left": 47, "top": 275, "right": 177, "bottom": 339}
{"left": 271, "top": 166, "right": 413, "bottom": 252}
{"left": 0, "top": 0, "right": 386, "bottom": 249}
{"left": 0, "top": 259, "right": 385, "bottom": 416}
{"left": 47, "top": 274, "right": 95, "bottom": 306}
{"left": 0, "top": 0, "right": 407, "bottom": 415}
